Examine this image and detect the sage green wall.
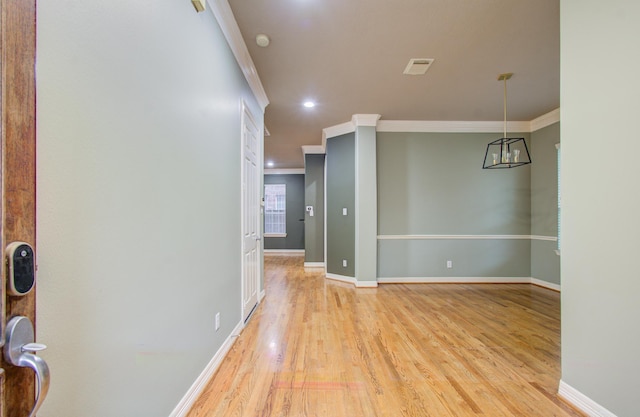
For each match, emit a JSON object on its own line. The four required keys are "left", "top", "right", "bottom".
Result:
{"left": 305, "top": 154, "right": 325, "bottom": 263}
{"left": 379, "top": 240, "right": 531, "bottom": 278}
{"left": 326, "top": 133, "right": 356, "bottom": 276}
{"left": 377, "top": 131, "right": 531, "bottom": 278}
{"left": 561, "top": 1, "right": 640, "bottom": 415}
{"left": 530, "top": 122, "right": 560, "bottom": 285}
{"left": 264, "top": 174, "right": 305, "bottom": 250}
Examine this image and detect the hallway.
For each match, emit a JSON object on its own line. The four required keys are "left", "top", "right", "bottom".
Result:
{"left": 187, "top": 255, "right": 583, "bottom": 417}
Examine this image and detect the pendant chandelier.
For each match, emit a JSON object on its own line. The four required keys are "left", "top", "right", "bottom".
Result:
{"left": 482, "top": 73, "right": 531, "bottom": 169}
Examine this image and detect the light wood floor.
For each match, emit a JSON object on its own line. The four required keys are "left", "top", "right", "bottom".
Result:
{"left": 187, "top": 255, "right": 584, "bottom": 417}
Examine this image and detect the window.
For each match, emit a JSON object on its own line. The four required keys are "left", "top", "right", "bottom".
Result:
{"left": 264, "top": 184, "right": 286, "bottom": 237}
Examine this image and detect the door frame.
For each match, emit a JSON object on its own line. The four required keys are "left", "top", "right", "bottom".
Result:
{"left": 0, "top": 0, "right": 38, "bottom": 415}
{"left": 239, "top": 101, "right": 262, "bottom": 323}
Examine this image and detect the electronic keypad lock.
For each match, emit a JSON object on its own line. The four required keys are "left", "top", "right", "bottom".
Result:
{"left": 6, "top": 241, "right": 35, "bottom": 296}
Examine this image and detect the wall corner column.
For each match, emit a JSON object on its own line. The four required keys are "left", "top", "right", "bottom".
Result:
{"left": 353, "top": 114, "right": 380, "bottom": 287}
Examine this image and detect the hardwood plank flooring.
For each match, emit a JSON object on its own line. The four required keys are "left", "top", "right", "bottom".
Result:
{"left": 187, "top": 255, "right": 584, "bottom": 417}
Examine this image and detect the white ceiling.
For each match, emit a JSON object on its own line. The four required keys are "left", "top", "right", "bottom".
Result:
{"left": 228, "top": 0, "right": 560, "bottom": 168}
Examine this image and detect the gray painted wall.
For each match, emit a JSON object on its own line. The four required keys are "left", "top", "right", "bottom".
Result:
{"left": 530, "top": 122, "right": 560, "bottom": 285}
{"left": 377, "top": 131, "right": 531, "bottom": 278}
{"left": 264, "top": 174, "right": 305, "bottom": 250}
{"left": 305, "top": 154, "right": 325, "bottom": 263}
{"left": 561, "top": 1, "right": 640, "bottom": 415}
{"left": 326, "top": 133, "right": 356, "bottom": 276}
{"left": 36, "top": 2, "right": 262, "bottom": 416}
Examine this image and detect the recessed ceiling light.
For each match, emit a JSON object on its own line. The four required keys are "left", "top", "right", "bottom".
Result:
{"left": 267, "top": 161, "right": 275, "bottom": 167}
{"left": 303, "top": 101, "right": 315, "bottom": 108}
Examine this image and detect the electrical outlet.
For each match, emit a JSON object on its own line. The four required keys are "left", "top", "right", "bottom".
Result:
{"left": 342, "top": 259, "right": 348, "bottom": 267}
{"left": 215, "top": 312, "right": 221, "bottom": 331}
{"left": 446, "top": 260, "right": 452, "bottom": 269}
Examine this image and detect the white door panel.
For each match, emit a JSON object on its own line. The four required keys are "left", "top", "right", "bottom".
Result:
{"left": 241, "top": 104, "right": 260, "bottom": 322}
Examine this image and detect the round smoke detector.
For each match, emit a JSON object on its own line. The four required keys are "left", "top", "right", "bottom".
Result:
{"left": 256, "top": 34, "right": 270, "bottom": 47}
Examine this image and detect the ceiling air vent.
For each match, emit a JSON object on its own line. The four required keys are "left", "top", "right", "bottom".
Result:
{"left": 403, "top": 58, "right": 434, "bottom": 75}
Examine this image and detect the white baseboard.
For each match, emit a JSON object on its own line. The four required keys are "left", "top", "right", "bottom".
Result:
{"left": 326, "top": 273, "right": 356, "bottom": 285}
{"left": 377, "top": 276, "right": 561, "bottom": 291}
{"left": 169, "top": 320, "right": 244, "bottom": 417}
{"left": 325, "top": 273, "right": 377, "bottom": 287}
{"left": 264, "top": 249, "right": 304, "bottom": 256}
{"left": 326, "top": 275, "right": 557, "bottom": 289}
{"left": 355, "top": 280, "right": 378, "bottom": 288}
{"left": 304, "top": 262, "right": 325, "bottom": 268}
{"left": 377, "top": 277, "right": 531, "bottom": 284}
{"left": 259, "top": 289, "right": 266, "bottom": 301}
{"left": 531, "top": 277, "right": 561, "bottom": 291}
{"left": 558, "top": 380, "right": 618, "bottom": 417}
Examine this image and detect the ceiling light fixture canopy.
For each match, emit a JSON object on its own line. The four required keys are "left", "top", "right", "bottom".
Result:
{"left": 256, "top": 34, "right": 270, "bottom": 47}
{"left": 482, "top": 73, "right": 531, "bottom": 169}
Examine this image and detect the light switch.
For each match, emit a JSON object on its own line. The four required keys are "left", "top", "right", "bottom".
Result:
{"left": 342, "top": 208, "right": 347, "bottom": 216}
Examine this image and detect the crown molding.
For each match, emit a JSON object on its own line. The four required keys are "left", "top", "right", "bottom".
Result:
{"left": 302, "top": 145, "right": 325, "bottom": 155}
{"left": 264, "top": 168, "right": 305, "bottom": 175}
{"left": 314, "top": 109, "right": 562, "bottom": 155}
{"left": 322, "top": 121, "right": 354, "bottom": 145}
{"left": 376, "top": 120, "right": 531, "bottom": 133}
{"left": 352, "top": 114, "right": 381, "bottom": 127}
{"left": 208, "top": 0, "right": 269, "bottom": 111}
{"left": 530, "top": 108, "right": 560, "bottom": 132}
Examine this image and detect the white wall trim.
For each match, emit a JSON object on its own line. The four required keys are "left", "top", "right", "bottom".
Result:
{"left": 326, "top": 273, "right": 356, "bottom": 285}
{"left": 558, "top": 380, "right": 618, "bottom": 417}
{"left": 259, "top": 289, "right": 266, "bottom": 302}
{"left": 208, "top": 0, "right": 269, "bottom": 111}
{"left": 264, "top": 249, "right": 304, "bottom": 255}
{"left": 530, "top": 108, "right": 561, "bottom": 132}
{"left": 302, "top": 145, "right": 325, "bottom": 155}
{"left": 326, "top": 273, "right": 378, "bottom": 288}
{"left": 264, "top": 168, "right": 305, "bottom": 175}
{"left": 316, "top": 109, "right": 561, "bottom": 154}
{"left": 352, "top": 114, "right": 381, "bottom": 127}
{"left": 531, "top": 278, "right": 561, "bottom": 292}
{"left": 377, "top": 276, "right": 561, "bottom": 291}
{"left": 355, "top": 280, "right": 379, "bottom": 288}
{"left": 322, "top": 121, "right": 354, "bottom": 146}
{"left": 530, "top": 235, "right": 558, "bottom": 241}
{"left": 376, "top": 120, "right": 531, "bottom": 133}
{"left": 169, "top": 320, "right": 244, "bottom": 417}
{"left": 377, "top": 277, "right": 531, "bottom": 284}
{"left": 378, "top": 234, "right": 555, "bottom": 241}
{"left": 304, "top": 262, "right": 325, "bottom": 268}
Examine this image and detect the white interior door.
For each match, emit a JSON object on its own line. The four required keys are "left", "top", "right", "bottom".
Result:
{"left": 241, "top": 104, "right": 260, "bottom": 322}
